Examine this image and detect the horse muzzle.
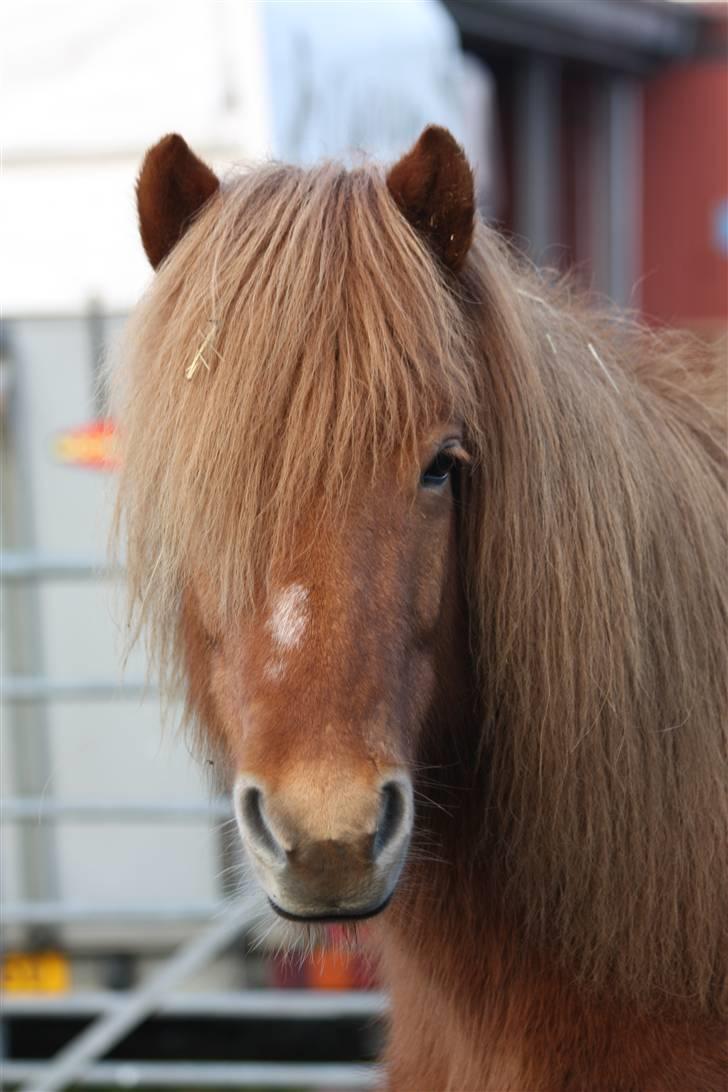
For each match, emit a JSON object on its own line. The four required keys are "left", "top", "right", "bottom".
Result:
{"left": 233, "top": 772, "right": 413, "bottom": 921}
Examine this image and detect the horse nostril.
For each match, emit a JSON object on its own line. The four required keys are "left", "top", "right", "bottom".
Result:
{"left": 237, "top": 786, "right": 285, "bottom": 865}
{"left": 374, "top": 779, "right": 412, "bottom": 861}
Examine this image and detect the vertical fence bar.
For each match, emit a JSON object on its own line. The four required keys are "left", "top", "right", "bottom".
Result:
{"left": 590, "top": 75, "right": 642, "bottom": 307}
{"left": 514, "top": 55, "right": 562, "bottom": 265}
{"left": 1, "top": 327, "right": 61, "bottom": 943}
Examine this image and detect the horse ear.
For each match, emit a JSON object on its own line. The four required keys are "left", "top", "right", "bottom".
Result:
{"left": 136, "top": 134, "right": 220, "bottom": 269}
{"left": 387, "top": 126, "right": 475, "bottom": 273}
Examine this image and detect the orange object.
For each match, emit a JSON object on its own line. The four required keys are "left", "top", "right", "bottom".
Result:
{"left": 306, "top": 946, "right": 358, "bottom": 990}
{"left": 54, "top": 419, "right": 118, "bottom": 470}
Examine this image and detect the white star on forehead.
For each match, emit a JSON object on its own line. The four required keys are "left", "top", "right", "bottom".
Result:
{"left": 267, "top": 584, "right": 310, "bottom": 651}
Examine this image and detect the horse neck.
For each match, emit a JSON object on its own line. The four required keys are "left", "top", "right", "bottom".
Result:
{"left": 381, "top": 587, "right": 727, "bottom": 1090}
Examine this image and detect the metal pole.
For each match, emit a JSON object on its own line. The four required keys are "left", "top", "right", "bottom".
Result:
{"left": 1, "top": 900, "right": 223, "bottom": 925}
{"left": 1, "top": 325, "right": 61, "bottom": 944}
{"left": 2, "top": 989, "right": 389, "bottom": 1019}
{"left": 1, "top": 797, "right": 232, "bottom": 821}
{"left": 85, "top": 298, "right": 107, "bottom": 417}
{"left": 1, "top": 551, "right": 121, "bottom": 580}
{"left": 18, "top": 898, "right": 256, "bottom": 1092}
{"left": 2, "top": 676, "right": 153, "bottom": 701}
{"left": 5, "top": 1060, "right": 382, "bottom": 1088}
{"left": 590, "top": 75, "right": 642, "bottom": 307}
{"left": 514, "top": 56, "right": 562, "bottom": 264}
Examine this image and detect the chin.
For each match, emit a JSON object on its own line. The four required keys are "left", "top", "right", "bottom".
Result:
{"left": 238, "top": 854, "right": 396, "bottom": 953}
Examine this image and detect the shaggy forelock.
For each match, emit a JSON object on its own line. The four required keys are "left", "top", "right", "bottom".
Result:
{"left": 113, "top": 160, "right": 476, "bottom": 666}
{"left": 113, "top": 155, "right": 727, "bottom": 1018}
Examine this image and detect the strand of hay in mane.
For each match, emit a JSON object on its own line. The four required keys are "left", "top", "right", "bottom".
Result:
{"left": 185, "top": 319, "right": 221, "bottom": 380}
{"left": 587, "top": 340, "right": 620, "bottom": 393}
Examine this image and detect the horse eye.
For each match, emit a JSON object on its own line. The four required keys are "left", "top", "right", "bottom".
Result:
{"left": 420, "top": 450, "right": 456, "bottom": 489}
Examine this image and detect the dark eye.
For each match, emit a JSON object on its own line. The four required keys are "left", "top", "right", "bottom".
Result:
{"left": 420, "top": 450, "right": 457, "bottom": 489}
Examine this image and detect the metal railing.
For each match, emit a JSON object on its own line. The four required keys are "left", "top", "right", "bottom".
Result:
{"left": 1, "top": 552, "right": 121, "bottom": 581}
{"left": 3, "top": 676, "right": 152, "bottom": 702}
{"left": 0, "top": 1061, "right": 381, "bottom": 1088}
{"left": 1, "top": 900, "right": 223, "bottom": 925}
{"left": 1, "top": 798, "right": 232, "bottom": 821}
{"left": 1, "top": 990, "right": 388, "bottom": 1019}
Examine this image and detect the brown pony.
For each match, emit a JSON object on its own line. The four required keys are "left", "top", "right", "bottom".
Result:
{"left": 113, "top": 128, "right": 727, "bottom": 1090}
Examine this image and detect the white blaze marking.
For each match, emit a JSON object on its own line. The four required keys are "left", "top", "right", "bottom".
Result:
{"left": 267, "top": 584, "right": 310, "bottom": 652}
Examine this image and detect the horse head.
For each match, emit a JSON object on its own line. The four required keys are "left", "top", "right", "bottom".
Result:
{"left": 129, "top": 127, "right": 476, "bottom": 922}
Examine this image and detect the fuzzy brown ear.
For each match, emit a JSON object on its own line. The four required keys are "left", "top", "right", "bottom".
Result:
{"left": 387, "top": 126, "right": 475, "bottom": 272}
{"left": 136, "top": 134, "right": 220, "bottom": 269}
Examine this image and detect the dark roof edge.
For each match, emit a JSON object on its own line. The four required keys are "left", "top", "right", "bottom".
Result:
{"left": 444, "top": 0, "right": 710, "bottom": 74}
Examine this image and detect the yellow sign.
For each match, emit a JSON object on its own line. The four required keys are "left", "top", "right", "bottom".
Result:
{"left": 1, "top": 950, "right": 70, "bottom": 994}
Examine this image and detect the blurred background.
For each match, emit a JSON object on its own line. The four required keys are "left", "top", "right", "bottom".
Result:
{"left": 1, "top": 1, "right": 726, "bottom": 1089}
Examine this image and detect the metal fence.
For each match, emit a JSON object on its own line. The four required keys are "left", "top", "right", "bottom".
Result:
{"left": 1, "top": 552, "right": 384, "bottom": 1090}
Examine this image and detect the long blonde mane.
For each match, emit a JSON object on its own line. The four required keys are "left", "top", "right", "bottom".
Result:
{"left": 113, "top": 157, "right": 727, "bottom": 1016}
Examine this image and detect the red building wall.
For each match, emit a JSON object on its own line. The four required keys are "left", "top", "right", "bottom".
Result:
{"left": 642, "top": 56, "right": 728, "bottom": 331}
